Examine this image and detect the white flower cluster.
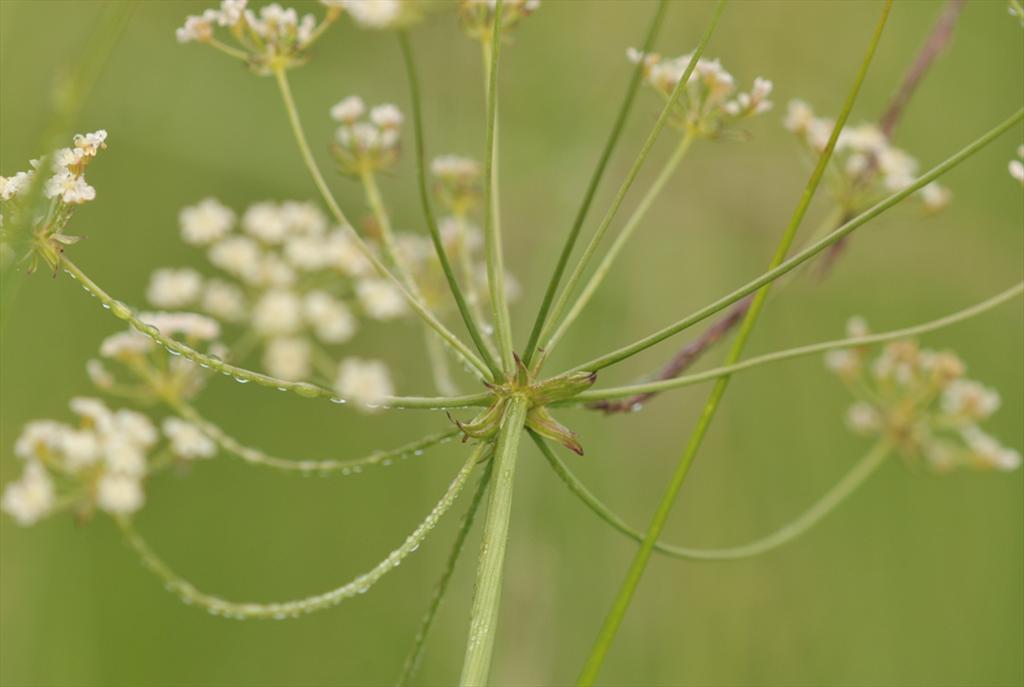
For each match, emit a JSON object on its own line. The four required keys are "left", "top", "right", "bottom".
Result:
{"left": 1010, "top": 145, "right": 1024, "bottom": 185}
{"left": 151, "top": 197, "right": 411, "bottom": 383}
{"left": 432, "top": 155, "right": 483, "bottom": 212}
{"left": 334, "top": 357, "right": 394, "bottom": 410}
{"left": 459, "top": 0, "right": 540, "bottom": 41}
{"left": 627, "top": 49, "right": 773, "bottom": 137}
{"left": 1, "top": 130, "right": 107, "bottom": 208}
{"left": 330, "top": 97, "right": 404, "bottom": 175}
{"left": 2, "top": 398, "right": 215, "bottom": 527}
{"left": 427, "top": 154, "right": 518, "bottom": 311}
{"left": 825, "top": 320, "right": 1020, "bottom": 473}
{"left": 784, "top": 100, "right": 951, "bottom": 213}
{"left": 321, "top": 0, "right": 414, "bottom": 30}
{"left": 88, "top": 313, "right": 224, "bottom": 402}
{"left": 177, "top": 0, "right": 336, "bottom": 73}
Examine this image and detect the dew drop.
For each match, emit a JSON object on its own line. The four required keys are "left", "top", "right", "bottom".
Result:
{"left": 109, "top": 300, "right": 132, "bottom": 320}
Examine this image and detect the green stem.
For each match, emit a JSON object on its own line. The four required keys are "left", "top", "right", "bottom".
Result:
{"left": 360, "top": 167, "right": 459, "bottom": 394}
{"left": 544, "top": 130, "right": 696, "bottom": 357}
{"left": 171, "top": 398, "right": 460, "bottom": 475}
{"left": 565, "top": 106, "right": 1024, "bottom": 375}
{"left": 455, "top": 212, "right": 497, "bottom": 355}
{"left": 207, "top": 37, "right": 249, "bottom": 61}
{"left": 271, "top": 65, "right": 491, "bottom": 380}
{"left": 398, "top": 30, "right": 505, "bottom": 379}
{"left": 569, "top": 282, "right": 1024, "bottom": 403}
{"left": 398, "top": 459, "right": 494, "bottom": 687}
{"left": 530, "top": 1, "right": 727, "bottom": 375}
{"left": 360, "top": 169, "right": 408, "bottom": 279}
{"left": 480, "top": 2, "right": 515, "bottom": 374}
{"left": 423, "top": 331, "right": 460, "bottom": 397}
{"left": 521, "top": 0, "right": 670, "bottom": 367}
{"left": 459, "top": 396, "right": 528, "bottom": 686}
{"left": 55, "top": 255, "right": 489, "bottom": 410}
{"left": 577, "top": 4, "right": 893, "bottom": 683}
{"left": 533, "top": 433, "right": 892, "bottom": 560}
{"left": 117, "top": 444, "right": 484, "bottom": 620}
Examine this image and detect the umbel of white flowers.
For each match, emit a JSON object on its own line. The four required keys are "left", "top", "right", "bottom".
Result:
{"left": 785, "top": 100, "right": 951, "bottom": 212}
{"left": 627, "top": 48, "right": 774, "bottom": 136}
{"left": 1, "top": 130, "right": 106, "bottom": 205}
{"left": 826, "top": 317, "right": 1020, "bottom": 473}
{"left": 2, "top": 397, "right": 214, "bottom": 526}
{"left": 1010, "top": 144, "right": 1024, "bottom": 184}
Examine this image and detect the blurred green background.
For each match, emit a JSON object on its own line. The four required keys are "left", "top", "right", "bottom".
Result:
{"left": 2, "top": 1, "right": 1022, "bottom": 685}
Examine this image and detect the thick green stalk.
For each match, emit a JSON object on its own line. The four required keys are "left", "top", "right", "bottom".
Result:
{"left": 521, "top": 0, "right": 670, "bottom": 366}
{"left": 565, "top": 107, "right": 1024, "bottom": 375}
{"left": 271, "top": 66, "right": 491, "bottom": 379}
{"left": 480, "top": 2, "right": 515, "bottom": 374}
{"left": 530, "top": 0, "right": 727, "bottom": 375}
{"left": 544, "top": 130, "right": 696, "bottom": 356}
{"left": 460, "top": 396, "right": 528, "bottom": 686}
{"left": 533, "top": 434, "right": 892, "bottom": 560}
{"left": 398, "top": 460, "right": 494, "bottom": 687}
{"left": 577, "top": 4, "right": 893, "bottom": 683}
{"left": 55, "top": 255, "right": 489, "bottom": 410}
{"left": 398, "top": 30, "right": 504, "bottom": 378}
{"left": 570, "top": 282, "right": 1024, "bottom": 403}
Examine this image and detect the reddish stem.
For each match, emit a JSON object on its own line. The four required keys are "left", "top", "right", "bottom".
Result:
{"left": 592, "top": 0, "right": 966, "bottom": 415}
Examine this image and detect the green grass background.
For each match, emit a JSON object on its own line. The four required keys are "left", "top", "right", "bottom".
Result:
{"left": 1, "top": 1, "right": 1022, "bottom": 685}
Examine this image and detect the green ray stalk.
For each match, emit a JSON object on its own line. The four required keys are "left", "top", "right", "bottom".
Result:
{"left": 272, "top": 65, "right": 491, "bottom": 380}
{"left": 576, "top": 3, "right": 893, "bottom": 682}
{"left": 521, "top": 0, "right": 669, "bottom": 366}
{"left": 480, "top": 0, "right": 515, "bottom": 373}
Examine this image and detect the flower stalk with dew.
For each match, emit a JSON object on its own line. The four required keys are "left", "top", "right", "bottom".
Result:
{"left": 577, "top": 4, "right": 894, "bottom": 680}
{"left": 58, "top": 253, "right": 492, "bottom": 410}
{"left": 398, "top": 459, "right": 494, "bottom": 687}
{"left": 115, "top": 442, "right": 487, "bottom": 620}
